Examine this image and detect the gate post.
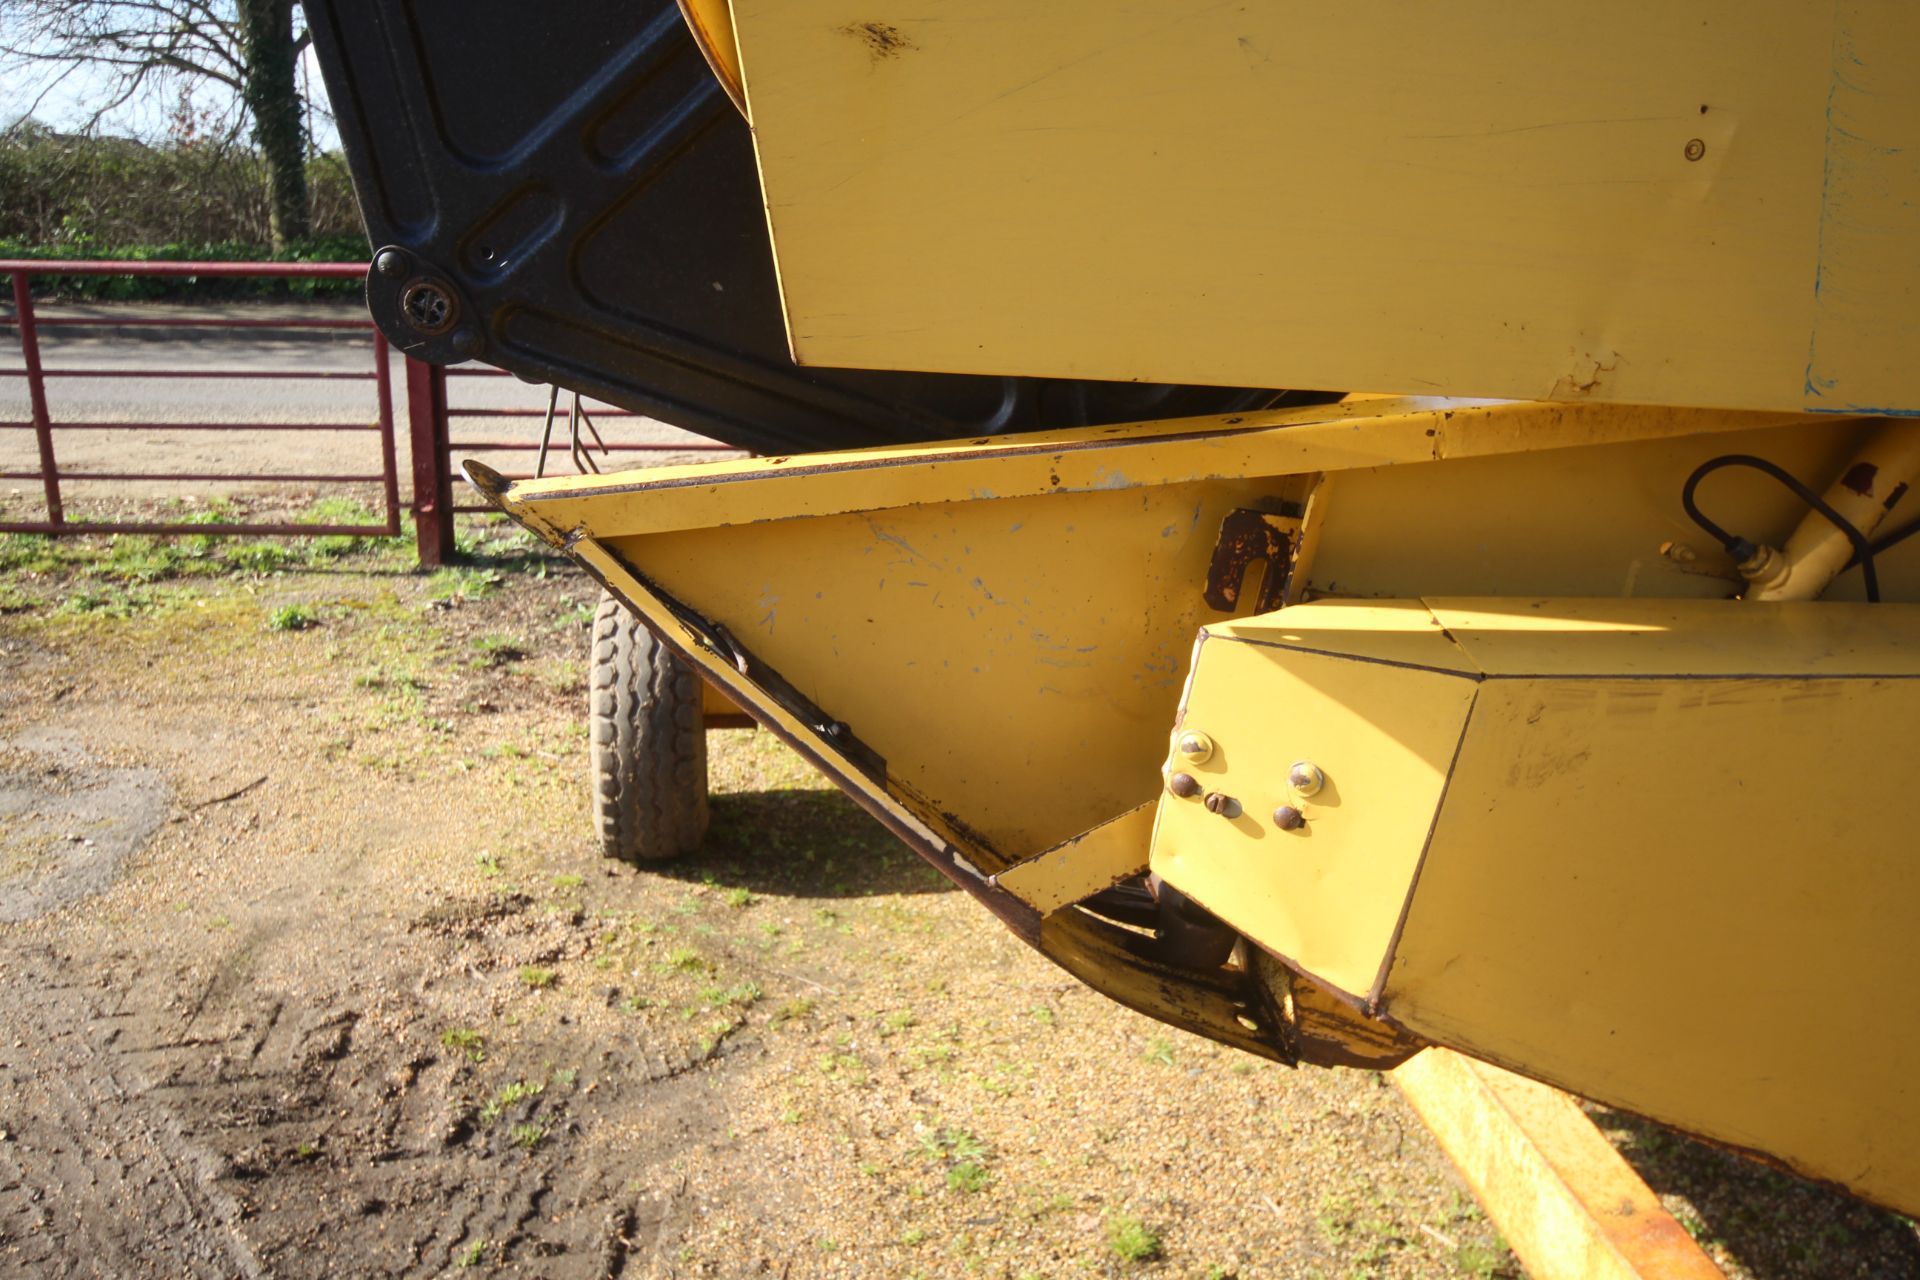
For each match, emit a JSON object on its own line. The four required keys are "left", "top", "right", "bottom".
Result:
{"left": 405, "top": 357, "right": 454, "bottom": 566}
{"left": 11, "top": 270, "right": 64, "bottom": 526}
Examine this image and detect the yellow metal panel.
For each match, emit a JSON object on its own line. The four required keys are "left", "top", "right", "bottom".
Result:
{"left": 1376, "top": 606, "right": 1920, "bottom": 1213}
{"left": 495, "top": 397, "right": 1809, "bottom": 545}
{"left": 990, "top": 803, "right": 1152, "bottom": 915}
{"left": 1149, "top": 618, "right": 1477, "bottom": 999}
{"left": 557, "top": 530, "right": 1292, "bottom": 1063}
{"left": 729, "top": 2, "right": 1920, "bottom": 413}
{"left": 1302, "top": 416, "right": 1887, "bottom": 601}
{"left": 1395, "top": 1050, "right": 1727, "bottom": 1280}
{"left": 611, "top": 477, "right": 1304, "bottom": 861}
{"left": 1428, "top": 596, "right": 1920, "bottom": 676}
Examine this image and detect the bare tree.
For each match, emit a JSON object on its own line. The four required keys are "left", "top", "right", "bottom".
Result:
{"left": 0, "top": 0, "right": 313, "bottom": 248}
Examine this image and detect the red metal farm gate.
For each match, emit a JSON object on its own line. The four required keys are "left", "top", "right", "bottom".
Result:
{"left": 1, "top": 259, "right": 729, "bottom": 566}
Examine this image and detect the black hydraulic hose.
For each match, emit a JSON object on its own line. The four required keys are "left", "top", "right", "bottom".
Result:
{"left": 1680, "top": 454, "right": 1880, "bottom": 603}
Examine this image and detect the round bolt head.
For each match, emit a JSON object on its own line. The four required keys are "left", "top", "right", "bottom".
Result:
{"left": 1176, "top": 730, "right": 1214, "bottom": 763}
{"left": 449, "top": 326, "right": 483, "bottom": 359}
{"left": 1683, "top": 137, "right": 1707, "bottom": 162}
{"left": 1202, "top": 792, "right": 1242, "bottom": 819}
{"left": 1287, "top": 761, "right": 1324, "bottom": 797}
{"left": 400, "top": 279, "right": 458, "bottom": 335}
{"left": 1167, "top": 772, "right": 1202, "bottom": 799}
{"left": 373, "top": 247, "right": 411, "bottom": 279}
{"left": 1273, "top": 804, "right": 1306, "bottom": 831}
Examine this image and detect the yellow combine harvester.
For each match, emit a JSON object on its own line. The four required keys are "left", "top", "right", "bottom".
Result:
{"left": 309, "top": 0, "right": 1920, "bottom": 1255}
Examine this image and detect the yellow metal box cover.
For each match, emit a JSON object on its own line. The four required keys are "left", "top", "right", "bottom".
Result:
{"left": 1152, "top": 598, "right": 1920, "bottom": 1211}
{"left": 729, "top": 2, "right": 1920, "bottom": 414}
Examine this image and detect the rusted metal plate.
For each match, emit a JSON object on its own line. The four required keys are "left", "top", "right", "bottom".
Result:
{"left": 1202, "top": 508, "right": 1298, "bottom": 613}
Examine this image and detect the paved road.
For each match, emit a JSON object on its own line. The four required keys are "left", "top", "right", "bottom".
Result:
{"left": 0, "top": 302, "right": 732, "bottom": 511}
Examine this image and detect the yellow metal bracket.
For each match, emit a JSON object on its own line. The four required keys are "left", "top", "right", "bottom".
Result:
{"left": 989, "top": 804, "right": 1153, "bottom": 915}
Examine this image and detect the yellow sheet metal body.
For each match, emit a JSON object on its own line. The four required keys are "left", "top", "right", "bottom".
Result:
{"left": 490, "top": 398, "right": 1856, "bottom": 864}
{"left": 727, "top": 2, "right": 1920, "bottom": 414}
{"left": 1152, "top": 598, "right": 1920, "bottom": 1211}
{"left": 475, "top": 397, "right": 1919, "bottom": 1213}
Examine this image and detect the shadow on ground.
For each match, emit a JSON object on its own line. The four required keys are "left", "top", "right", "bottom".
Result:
{"left": 645, "top": 787, "right": 957, "bottom": 900}
{"left": 1589, "top": 1106, "right": 1920, "bottom": 1277}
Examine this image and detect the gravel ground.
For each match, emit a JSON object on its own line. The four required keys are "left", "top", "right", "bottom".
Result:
{"left": 0, "top": 520, "right": 1914, "bottom": 1279}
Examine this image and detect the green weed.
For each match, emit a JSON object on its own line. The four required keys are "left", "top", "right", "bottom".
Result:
{"left": 440, "top": 1027, "right": 485, "bottom": 1063}
{"left": 267, "top": 602, "right": 318, "bottom": 631}
{"left": 1105, "top": 1212, "right": 1162, "bottom": 1263}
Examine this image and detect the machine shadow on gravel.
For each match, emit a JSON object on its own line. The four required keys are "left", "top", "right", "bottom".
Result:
{"left": 648, "top": 786, "right": 959, "bottom": 900}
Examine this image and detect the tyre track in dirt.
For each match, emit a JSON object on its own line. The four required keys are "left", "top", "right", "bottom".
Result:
{"left": 0, "top": 943, "right": 265, "bottom": 1278}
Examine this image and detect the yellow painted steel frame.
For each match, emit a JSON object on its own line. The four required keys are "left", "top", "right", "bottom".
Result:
{"left": 468, "top": 394, "right": 1907, "bottom": 1211}
{"left": 1395, "top": 1050, "right": 1726, "bottom": 1280}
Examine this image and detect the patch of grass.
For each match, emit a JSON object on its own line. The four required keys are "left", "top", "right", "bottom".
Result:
{"left": 946, "top": 1161, "right": 992, "bottom": 1193}
{"left": 770, "top": 997, "right": 814, "bottom": 1026}
{"left": 817, "top": 1051, "right": 865, "bottom": 1083}
{"left": 428, "top": 566, "right": 504, "bottom": 604}
{"left": 700, "top": 981, "right": 762, "bottom": 1009}
{"left": 57, "top": 585, "right": 153, "bottom": 617}
{"left": 455, "top": 1240, "right": 489, "bottom": 1268}
{"left": 879, "top": 1009, "right": 917, "bottom": 1037}
{"left": 724, "top": 886, "right": 754, "bottom": 909}
{"left": 661, "top": 947, "right": 709, "bottom": 975}
{"left": 300, "top": 498, "right": 381, "bottom": 562}
{"left": 1105, "top": 1212, "right": 1162, "bottom": 1263}
{"left": 518, "top": 966, "right": 557, "bottom": 989}
{"left": 479, "top": 1080, "right": 544, "bottom": 1124}
{"left": 508, "top": 1121, "right": 547, "bottom": 1150}
{"left": 552, "top": 873, "right": 585, "bottom": 890}
{"left": 918, "top": 1123, "right": 990, "bottom": 1192}
{"left": 440, "top": 1027, "right": 485, "bottom": 1063}
{"left": 267, "top": 602, "right": 318, "bottom": 631}
{"left": 469, "top": 631, "right": 527, "bottom": 668}
{"left": 1142, "top": 1036, "right": 1175, "bottom": 1066}
{"left": 901, "top": 1227, "right": 927, "bottom": 1246}
{"left": 1455, "top": 1242, "right": 1515, "bottom": 1279}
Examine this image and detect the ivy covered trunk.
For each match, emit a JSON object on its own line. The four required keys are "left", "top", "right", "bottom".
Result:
{"left": 237, "top": 0, "right": 310, "bottom": 249}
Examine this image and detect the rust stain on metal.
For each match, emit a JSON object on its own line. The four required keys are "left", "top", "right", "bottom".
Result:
{"left": 842, "top": 20, "right": 915, "bottom": 59}
{"left": 1886, "top": 481, "right": 1909, "bottom": 510}
{"left": 1842, "top": 461, "right": 1880, "bottom": 497}
{"left": 1204, "top": 507, "right": 1294, "bottom": 613}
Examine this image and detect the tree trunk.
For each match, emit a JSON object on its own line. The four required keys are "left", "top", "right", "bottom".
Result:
{"left": 237, "top": 0, "right": 309, "bottom": 250}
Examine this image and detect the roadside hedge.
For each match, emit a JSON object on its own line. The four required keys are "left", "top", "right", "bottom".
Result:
{"left": 0, "top": 123, "right": 370, "bottom": 300}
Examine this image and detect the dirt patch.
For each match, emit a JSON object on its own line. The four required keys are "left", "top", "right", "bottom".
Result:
{"left": 0, "top": 726, "right": 169, "bottom": 922}
{"left": 0, "top": 535, "right": 1912, "bottom": 1278}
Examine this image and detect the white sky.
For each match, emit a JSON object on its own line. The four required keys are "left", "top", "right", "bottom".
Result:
{"left": 0, "top": 38, "right": 342, "bottom": 151}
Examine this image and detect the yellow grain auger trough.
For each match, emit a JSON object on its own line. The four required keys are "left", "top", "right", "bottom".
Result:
{"left": 311, "top": 1, "right": 1920, "bottom": 1268}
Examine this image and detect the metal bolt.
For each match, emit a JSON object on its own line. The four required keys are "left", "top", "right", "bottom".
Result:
{"left": 400, "top": 279, "right": 458, "bottom": 335}
{"left": 1287, "top": 761, "right": 1324, "bottom": 797}
{"left": 373, "top": 247, "right": 411, "bottom": 279}
{"left": 1273, "top": 805, "right": 1305, "bottom": 831}
{"left": 1202, "top": 792, "right": 1242, "bottom": 819}
{"left": 1176, "top": 730, "right": 1214, "bottom": 764}
{"left": 1167, "top": 772, "right": 1202, "bottom": 799}
{"left": 449, "top": 327, "right": 483, "bottom": 359}
{"left": 1683, "top": 138, "right": 1706, "bottom": 162}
